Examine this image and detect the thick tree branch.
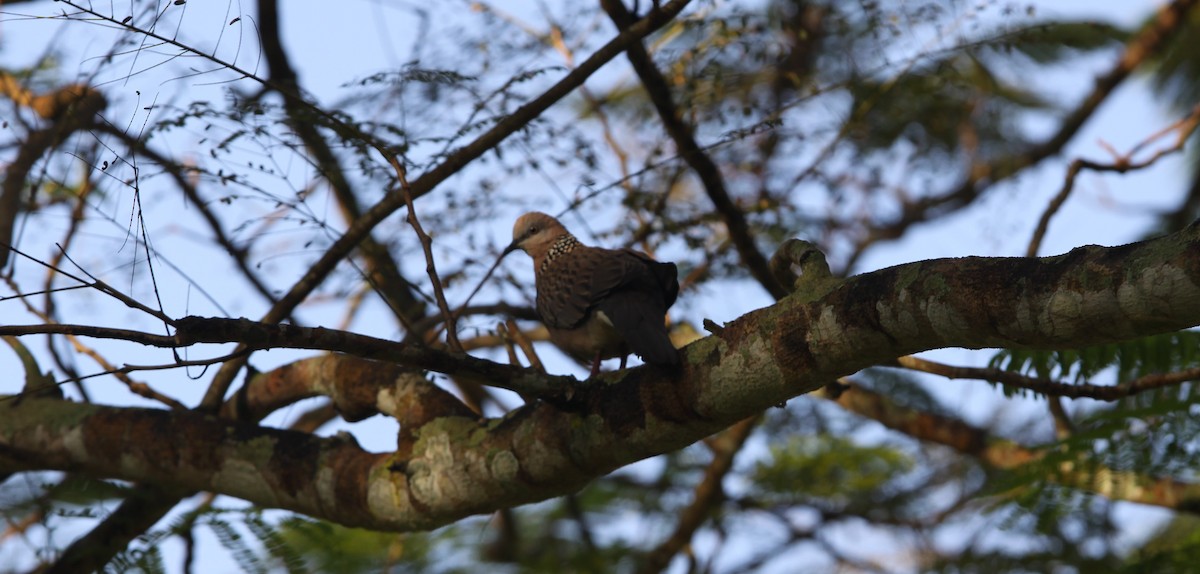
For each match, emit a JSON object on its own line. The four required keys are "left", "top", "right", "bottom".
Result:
{"left": 4, "top": 223, "right": 1200, "bottom": 530}
{"left": 220, "top": 354, "right": 474, "bottom": 427}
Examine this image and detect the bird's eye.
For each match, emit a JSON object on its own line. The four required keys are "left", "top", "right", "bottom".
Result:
{"left": 529, "top": 225, "right": 539, "bottom": 234}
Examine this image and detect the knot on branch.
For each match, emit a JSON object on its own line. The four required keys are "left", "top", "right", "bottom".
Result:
{"left": 769, "top": 239, "right": 838, "bottom": 302}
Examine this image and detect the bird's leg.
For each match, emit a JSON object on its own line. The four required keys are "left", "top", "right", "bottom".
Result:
{"left": 619, "top": 354, "right": 628, "bottom": 370}
{"left": 589, "top": 352, "right": 603, "bottom": 378}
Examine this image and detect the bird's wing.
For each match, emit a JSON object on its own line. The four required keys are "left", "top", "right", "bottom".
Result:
{"left": 536, "top": 246, "right": 679, "bottom": 363}
{"left": 588, "top": 249, "right": 681, "bottom": 365}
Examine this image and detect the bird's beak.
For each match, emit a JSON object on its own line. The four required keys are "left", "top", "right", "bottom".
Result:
{"left": 501, "top": 241, "right": 520, "bottom": 257}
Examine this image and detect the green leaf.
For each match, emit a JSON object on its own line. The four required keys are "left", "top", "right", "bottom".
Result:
{"left": 989, "top": 330, "right": 1200, "bottom": 391}
{"left": 978, "top": 21, "right": 1128, "bottom": 64}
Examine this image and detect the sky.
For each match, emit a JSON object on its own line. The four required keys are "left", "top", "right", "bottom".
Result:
{"left": 0, "top": 0, "right": 1190, "bottom": 572}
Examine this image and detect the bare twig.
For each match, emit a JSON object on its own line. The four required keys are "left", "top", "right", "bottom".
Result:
{"left": 0, "top": 323, "right": 177, "bottom": 347}
{"left": 1027, "top": 104, "right": 1200, "bottom": 257}
{"left": 895, "top": 355, "right": 1200, "bottom": 401}
{"left": 92, "top": 124, "right": 282, "bottom": 308}
{"left": 7, "top": 282, "right": 186, "bottom": 409}
{"left": 4, "top": 243, "right": 174, "bottom": 324}
{"left": 505, "top": 318, "right": 544, "bottom": 373}
{"left": 389, "top": 155, "right": 463, "bottom": 353}
{"left": 497, "top": 322, "right": 522, "bottom": 367}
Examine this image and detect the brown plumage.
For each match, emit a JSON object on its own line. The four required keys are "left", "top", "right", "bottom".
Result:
{"left": 505, "top": 212, "right": 680, "bottom": 376}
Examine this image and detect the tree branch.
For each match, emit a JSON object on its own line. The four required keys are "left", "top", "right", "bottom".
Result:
{"left": 601, "top": 0, "right": 788, "bottom": 300}
{"left": 845, "top": 0, "right": 1199, "bottom": 269}
{"left": 197, "top": 0, "right": 696, "bottom": 409}
{"left": 220, "top": 354, "right": 474, "bottom": 427}
{"left": 1027, "top": 103, "right": 1200, "bottom": 257}
{"left": 3, "top": 223, "right": 1200, "bottom": 530}
{"left": 826, "top": 382, "right": 1200, "bottom": 512}
{"left": 895, "top": 355, "right": 1200, "bottom": 402}
{"left": 257, "top": 0, "right": 427, "bottom": 326}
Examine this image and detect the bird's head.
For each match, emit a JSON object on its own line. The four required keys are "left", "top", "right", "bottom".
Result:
{"left": 504, "top": 211, "right": 569, "bottom": 260}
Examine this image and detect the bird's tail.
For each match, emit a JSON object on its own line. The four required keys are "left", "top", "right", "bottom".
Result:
{"left": 598, "top": 291, "right": 680, "bottom": 368}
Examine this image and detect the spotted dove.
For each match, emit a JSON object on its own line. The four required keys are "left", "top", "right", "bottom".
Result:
{"left": 505, "top": 212, "right": 680, "bottom": 376}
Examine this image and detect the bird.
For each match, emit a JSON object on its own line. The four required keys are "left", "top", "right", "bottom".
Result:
{"left": 504, "top": 212, "right": 680, "bottom": 376}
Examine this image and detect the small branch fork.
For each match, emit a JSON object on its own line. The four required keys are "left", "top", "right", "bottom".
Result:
{"left": 1027, "top": 103, "right": 1200, "bottom": 257}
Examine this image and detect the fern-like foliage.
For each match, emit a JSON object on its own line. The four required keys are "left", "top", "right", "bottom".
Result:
{"left": 990, "top": 330, "right": 1200, "bottom": 390}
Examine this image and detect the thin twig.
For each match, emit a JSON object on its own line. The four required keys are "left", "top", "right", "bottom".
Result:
{"left": 497, "top": 322, "right": 522, "bottom": 367}
{"left": 388, "top": 155, "right": 463, "bottom": 353}
{"left": 895, "top": 355, "right": 1200, "bottom": 401}
{"left": 6, "top": 280, "right": 186, "bottom": 409}
{"left": 93, "top": 124, "right": 282, "bottom": 308}
{"left": 505, "top": 318, "right": 544, "bottom": 373}
{"left": 36, "top": 244, "right": 176, "bottom": 324}
{"left": 1027, "top": 104, "right": 1200, "bottom": 257}
{"left": 0, "top": 349, "right": 249, "bottom": 404}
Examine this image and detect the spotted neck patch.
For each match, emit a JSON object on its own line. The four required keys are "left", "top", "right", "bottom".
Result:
{"left": 540, "top": 234, "right": 578, "bottom": 272}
